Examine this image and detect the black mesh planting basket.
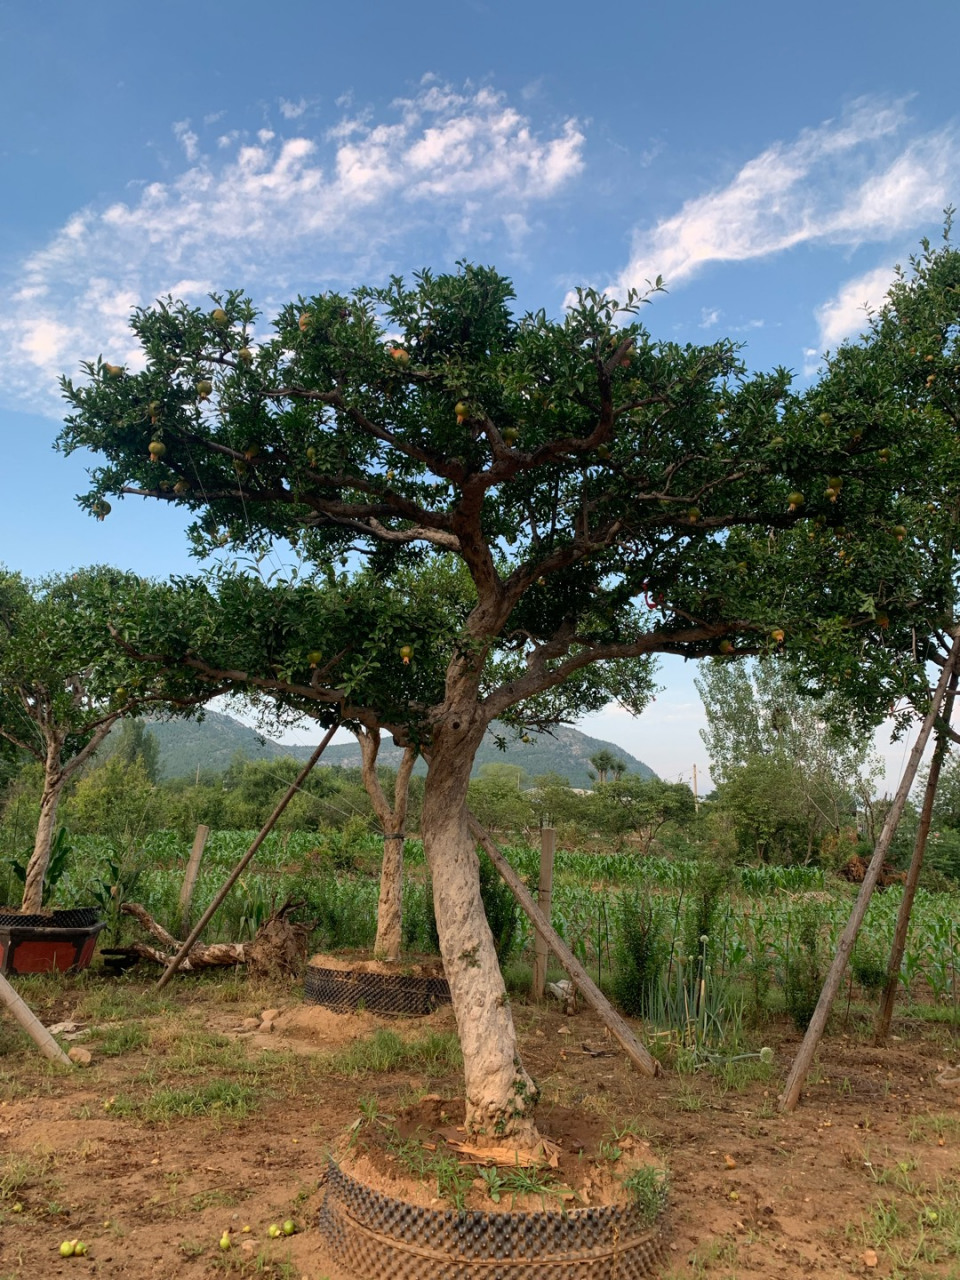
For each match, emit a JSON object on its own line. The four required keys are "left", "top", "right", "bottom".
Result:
{"left": 304, "top": 962, "right": 451, "bottom": 1016}
{"left": 318, "top": 1161, "right": 668, "bottom": 1280}
{"left": 0, "top": 907, "right": 101, "bottom": 929}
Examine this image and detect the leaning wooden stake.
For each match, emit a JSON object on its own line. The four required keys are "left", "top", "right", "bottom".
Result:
{"left": 157, "top": 724, "right": 338, "bottom": 990}
{"left": 469, "top": 814, "right": 660, "bottom": 1078}
{"left": 875, "top": 668, "right": 959, "bottom": 1044}
{"left": 780, "top": 628, "right": 960, "bottom": 1112}
{"left": 0, "top": 971, "right": 73, "bottom": 1067}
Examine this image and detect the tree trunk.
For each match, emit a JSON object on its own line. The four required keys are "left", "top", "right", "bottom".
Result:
{"left": 21, "top": 761, "right": 66, "bottom": 914}
{"left": 356, "top": 728, "right": 417, "bottom": 961}
{"left": 421, "top": 718, "right": 540, "bottom": 1148}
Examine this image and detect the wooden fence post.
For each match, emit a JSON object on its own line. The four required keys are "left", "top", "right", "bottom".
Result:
{"left": 178, "top": 824, "right": 210, "bottom": 938}
{"left": 531, "top": 826, "right": 556, "bottom": 1000}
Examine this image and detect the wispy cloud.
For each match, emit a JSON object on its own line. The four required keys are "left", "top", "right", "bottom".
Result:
{"left": 0, "top": 81, "right": 584, "bottom": 414}
{"left": 807, "top": 263, "right": 897, "bottom": 370}
{"left": 279, "top": 97, "right": 309, "bottom": 119}
{"left": 172, "top": 119, "right": 200, "bottom": 163}
{"left": 607, "top": 98, "right": 956, "bottom": 297}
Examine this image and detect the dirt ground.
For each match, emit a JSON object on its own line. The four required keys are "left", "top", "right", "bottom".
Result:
{"left": 1, "top": 970, "right": 959, "bottom": 1280}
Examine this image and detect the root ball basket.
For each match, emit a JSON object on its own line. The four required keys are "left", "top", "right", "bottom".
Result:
{"left": 318, "top": 1161, "right": 667, "bottom": 1280}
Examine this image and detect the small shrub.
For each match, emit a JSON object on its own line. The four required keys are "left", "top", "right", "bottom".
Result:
{"left": 611, "top": 892, "right": 669, "bottom": 1018}
{"left": 402, "top": 877, "right": 440, "bottom": 954}
{"left": 681, "top": 861, "right": 732, "bottom": 972}
{"left": 782, "top": 902, "right": 825, "bottom": 1031}
{"left": 852, "top": 938, "right": 889, "bottom": 993}
{"left": 478, "top": 851, "right": 521, "bottom": 964}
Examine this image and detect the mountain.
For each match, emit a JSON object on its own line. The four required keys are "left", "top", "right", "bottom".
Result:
{"left": 144, "top": 709, "right": 655, "bottom": 789}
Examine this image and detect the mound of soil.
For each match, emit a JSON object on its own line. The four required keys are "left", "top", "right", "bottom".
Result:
{"left": 337, "top": 1096, "right": 665, "bottom": 1214}
{"left": 308, "top": 952, "right": 446, "bottom": 977}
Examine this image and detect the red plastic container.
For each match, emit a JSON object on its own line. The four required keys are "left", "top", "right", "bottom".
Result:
{"left": 0, "top": 908, "right": 104, "bottom": 976}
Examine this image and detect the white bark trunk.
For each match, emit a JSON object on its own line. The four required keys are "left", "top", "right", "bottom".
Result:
{"left": 356, "top": 729, "right": 417, "bottom": 961}
{"left": 422, "top": 718, "right": 540, "bottom": 1147}
{"left": 374, "top": 837, "right": 404, "bottom": 960}
{"left": 21, "top": 765, "right": 65, "bottom": 914}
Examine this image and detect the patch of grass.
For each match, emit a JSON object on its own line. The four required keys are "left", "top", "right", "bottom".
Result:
{"left": 112, "top": 1079, "right": 260, "bottom": 1123}
{"left": 324, "top": 1028, "right": 461, "bottom": 1078}
{"left": 622, "top": 1164, "right": 668, "bottom": 1226}
{"left": 213, "top": 1251, "right": 299, "bottom": 1276}
{"left": 497, "top": 1163, "right": 572, "bottom": 1211}
{"left": 708, "top": 1053, "right": 774, "bottom": 1091}
{"left": 74, "top": 983, "right": 173, "bottom": 1022}
{"left": 153, "top": 1029, "right": 249, "bottom": 1073}
{"left": 88, "top": 1022, "right": 148, "bottom": 1056}
{"left": 0, "top": 1153, "right": 61, "bottom": 1205}
{"left": 908, "top": 1113, "right": 960, "bottom": 1143}
{"left": 674, "top": 1083, "right": 704, "bottom": 1113}
{"left": 188, "top": 1188, "right": 242, "bottom": 1212}
{"left": 386, "top": 1134, "right": 474, "bottom": 1212}
{"left": 682, "top": 1239, "right": 740, "bottom": 1278}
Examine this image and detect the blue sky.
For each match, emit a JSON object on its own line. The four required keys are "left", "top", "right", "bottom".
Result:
{"left": 1, "top": 0, "right": 958, "bottom": 784}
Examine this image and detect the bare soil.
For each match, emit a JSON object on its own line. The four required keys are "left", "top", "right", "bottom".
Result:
{"left": 307, "top": 952, "right": 446, "bottom": 977}
{"left": 1, "top": 971, "right": 959, "bottom": 1280}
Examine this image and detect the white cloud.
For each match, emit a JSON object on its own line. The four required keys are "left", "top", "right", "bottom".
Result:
{"left": 172, "top": 119, "right": 200, "bottom": 162}
{"left": 279, "top": 97, "right": 308, "bottom": 119}
{"left": 607, "top": 98, "right": 956, "bottom": 297}
{"left": 808, "top": 263, "right": 897, "bottom": 368}
{"left": 0, "top": 83, "right": 585, "bottom": 414}
{"left": 699, "top": 306, "right": 721, "bottom": 329}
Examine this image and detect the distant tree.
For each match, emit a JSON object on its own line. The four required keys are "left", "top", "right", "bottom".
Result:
{"left": 588, "top": 748, "right": 621, "bottom": 786}
{"left": 0, "top": 567, "right": 213, "bottom": 912}
{"left": 593, "top": 776, "right": 696, "bottom": 853}
{"left": 66, "top": 755, "right": 157, "bottom": 844}
{"left": 108, "top": 719, "right": 161, "bottom": 783}
{"left": 467, "top": 763, "right": 534, "bottom": 835}
{"left": 696, "top": 658, "right": 880, "bottom": 851}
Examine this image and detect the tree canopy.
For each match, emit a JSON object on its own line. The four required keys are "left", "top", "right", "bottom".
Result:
{"left": 56, "top": 254, "right": 960, "bottom": 1144}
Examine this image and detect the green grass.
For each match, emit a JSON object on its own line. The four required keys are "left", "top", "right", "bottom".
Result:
{"left": 324, "top": 1028, "right": 462, "bottom": 1077}
{"left": 111, "top": 1079, "right": 260, "bottom": 1122}
{"left": 0, "top": 1153, "right": 62, "bottom": 1208}
{"left": 87, "top": 1022, "right": 148, "bottom": 1056}
{"left": 622, "top": 1164, "right": 669, "bottom": 1226}
{"left": 847, "top": 1151, "right": 960, "bottom": 1274}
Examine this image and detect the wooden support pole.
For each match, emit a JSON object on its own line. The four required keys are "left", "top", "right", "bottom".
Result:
{"left": 0, "top": 971, "right": 73, "bottom": 1067}
{"left": 531, "top": 827, "right": 556, "bottom": 1001}
{"left": 178, "top": 824, "right": 210, "bottom": 938}
{"left": 157, "top": 724, "right": 338, "bottom": 990}
{"left": 779, "top": 628, "right": 960, "bottom": 1112}
{"left": 468, "top": 813, "right": 660, "bottom": 1078}
{"left": 875, "top": 668, "right": 960, "bottom": 1045}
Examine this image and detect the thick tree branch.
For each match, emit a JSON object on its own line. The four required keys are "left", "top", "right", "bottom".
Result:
{"left": 106, "top": 629, "right": 397, "bottom": 738}
{"left": 482, "top": 621, "right": 755, "bottom": 721}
